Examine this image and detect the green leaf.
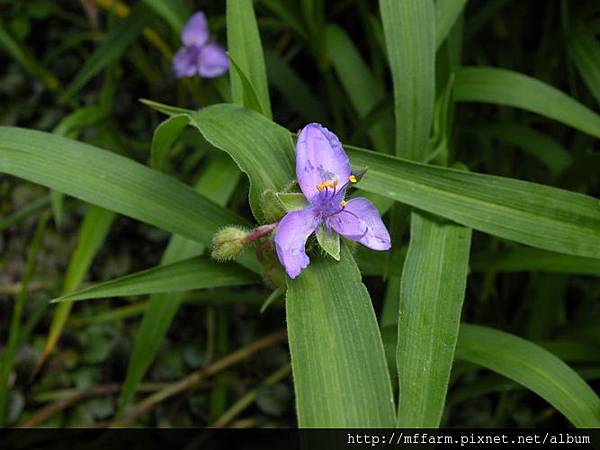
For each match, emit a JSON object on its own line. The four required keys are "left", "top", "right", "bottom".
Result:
{"left": 227, "top": 54, "right": 265, "bottom": 116}
{"left": 380, "top": 0, "right": 435, "bottom": 160}
{"left": 568, "top": 19, "right": 600, "bottom": 104}
{"left": 347, "top": 145, "right": 600, "bottom": 258}
{"left": 189, "top": 105, "right": 295, "bottom": 222}
{"left": 435, "top": 0, "right": 468, "bottom": 50}
{"left": 315, "top": 225, "right": 340, "bottom": 261}
{"left": 149, "top": 104, "right": 600, "bottom": 258}
{"left": 454, "top": 66, "right": 600, "bottom": 138}
{"left": 117, "top": 154, "right": 243, "bottom": 415}
{"left": 0, "top": 126, "right": 249, "bottom": 248}
{"left": 471, "top": 247, "right": 600, "bottom": 275}
{"left": 53, "top": 256, "right": 259, "bottom": 303}
{"left": 227, "top": 0, "right": 272, "bottom": 118}
{"left": 476, "top": 123, "right": 573, "bottom": 176}
{"left": 61, "top": 6, "right": 150, "bottom": 102}
{"left": 456, "top": 324, "right": 600, "bottom": 428}
{"left": 140, "top": 0, "right": 189, "bottom": 32}
{"left": 286, "top": 244, "right": 396, "bottom": 427}
{"left": 39, "top": 206, "right": 116, "bottom": 366}
{"left": 325, "top": 24, "right": 392, "bottom": 153}
{"left": 275, "top": 192, "right": 308, "bottom": 212}
{"left": 397, "top": 212, "right": 471, "bottom": 427}
{"left": 150, "top": 114, "right": 190, "bottom": 171}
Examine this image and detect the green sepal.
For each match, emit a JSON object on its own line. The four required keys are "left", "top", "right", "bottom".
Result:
{"left": 315, "top": 225, "right": 340, "bottom": 261}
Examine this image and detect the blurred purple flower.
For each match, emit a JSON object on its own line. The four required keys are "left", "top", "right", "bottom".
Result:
{"left": 275, "top": 123, "right": 391, "bottom": 279}
{"left": 172, "top": 12, "right": 228, "bottom": 79}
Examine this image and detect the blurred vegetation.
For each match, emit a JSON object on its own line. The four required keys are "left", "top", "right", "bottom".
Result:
{"left": 1, "top": 0, "right": 599, "bottom": 427}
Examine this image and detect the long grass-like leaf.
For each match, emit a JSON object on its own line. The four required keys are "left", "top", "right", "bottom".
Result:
{"left": 0, "top": 127, "right": 249, "bottom": 248}
{"left": 456, "top": 324, "right": 600, "bottom": 428}
{"left": 397, "top": 213, "right": 471, "bottom": 427}
{"left": 287, "top": 244, "right": 396, "bottom": 427}
{"left": 227, "top": 0, "right": 272, "bottom": 118}
{"left": 347, "top": 146, "right": 600, "bottom": 258}
{"left": 379, "top": 0, "right": 435, "bottom": 160}
{"left": 435, "top": 0, "right": 469, "bottom": 49}
{"left": 454, "top": 66, "right": 600, "bottom": 138}
{"left": 53, "top": 256, "right": 258, "bottom": 303}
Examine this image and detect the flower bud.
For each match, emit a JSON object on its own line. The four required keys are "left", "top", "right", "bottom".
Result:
{"left": 211, "top": 226, "right": 250, "bottom": 261}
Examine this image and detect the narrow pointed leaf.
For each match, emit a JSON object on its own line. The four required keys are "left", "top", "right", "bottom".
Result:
{"left": 456, "top": 324, "right": 600, "bottom": 428}
{"left": 347, "top": 146, "right": 600, "bottom": 258}
{"left": 0, "top": 127, "right": 249, "bottom": 245}
{"left": 454, "top": 66, "right": 600, "bottom": 138}
{"left": 380, "top": 0, "right": 435, "bottom": 160}
{"left": 435, "top": 0, "right": 468, "bottom": 49}
{"left": 227, "top": 0, "right": 272, "bottom": 118}
{"left": 53, "top": 256, "right": 259, "bottom": 303}
{"left": 286, "top": 244, "right": 396, "bottom": 427}
{"left": 397, "top": 212, "right": 472, "bottom": 427}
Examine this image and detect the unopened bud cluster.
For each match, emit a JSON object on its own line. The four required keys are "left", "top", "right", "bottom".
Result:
{"left": 211, "top": 226, "right": 250, "bottom": 261}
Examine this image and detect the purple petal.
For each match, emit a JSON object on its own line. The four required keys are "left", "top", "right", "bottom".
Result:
{"left": 198, "top": 43, "right": 229, "bottom": 78}
{"left": 274, "top": 208, "right": 320, "bottom": 279}
{"left": 296, "top": 123, "right": 351, "bottom": 202}
{"left": 172, "top": 46, "right": 201, "bottom": 78}
{"left": 343, "top": 197, "right": 391, "bottom": 250}
{"left": 326, "top": 209, "right": 368, "bottom": 241}
{"left": 181, "top": 11, "right": 209, "bottom": 47}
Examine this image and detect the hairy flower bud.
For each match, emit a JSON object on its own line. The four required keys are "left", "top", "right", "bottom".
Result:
{"left": 211, "top": 226, "right": 250, "bottom": 261}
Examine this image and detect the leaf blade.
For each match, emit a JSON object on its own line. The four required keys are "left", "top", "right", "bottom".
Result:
{"left": 456, "top": 324, "right": 600, "bottom": 428}
{"left": 286, "top": 244, "right": 396, "bottom": 427}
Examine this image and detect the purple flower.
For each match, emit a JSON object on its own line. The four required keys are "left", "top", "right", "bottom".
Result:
{"left": 172, "top": 12, "right": 228, "bottom": 79}
{"left": 275, "top": 123, "right": 391, "bottom": 279}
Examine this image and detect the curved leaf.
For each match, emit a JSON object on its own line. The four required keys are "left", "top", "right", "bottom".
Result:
{"left": 53, "top": 256, "right": 259, "bottom": 303}
{"left": 454, "top": 66, "right": 600, "bottom": 138}
{"left": 456, "top": 324, "right": 600, "bottom": 428}
{"left": 0, "top": 126, "right": 249, "bottom": 247}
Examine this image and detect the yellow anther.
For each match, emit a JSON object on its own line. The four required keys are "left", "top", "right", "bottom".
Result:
{"left": 316, "top": 180, "right": 337, "bottom": 191}
{"left": 340, "top": 200, "right": 347, "bottom": 207}
{"left": 349, "top": 175, "right": 357, "bottom": 183}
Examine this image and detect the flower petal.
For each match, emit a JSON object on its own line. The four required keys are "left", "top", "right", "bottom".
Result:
{"left": 344, "top": 197, "right": 391, "bottom": 250}
{"left": 172, "top": 46, "right": 200, "bottom": 78}
{"left": 198, "top": 43, "right": 229, "bottom": 78}
{"left": 274, "top": 208, "right": 320, "bottom": 279}
{"left": 181, "top": 11, "right": 209, "bottom": 47}
{"left": 296, "top": 123, "right": 351, "bottom": 201}
{"left": 326, "top": 208, "right": 368, "bottom": 241}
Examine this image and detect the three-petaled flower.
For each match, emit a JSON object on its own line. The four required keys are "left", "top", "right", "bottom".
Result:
{"left": 275, "top": 123, "right": 391, "bottom": 279}
{"left": 172, "top": 12, "right": 229, "bottom": 79}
